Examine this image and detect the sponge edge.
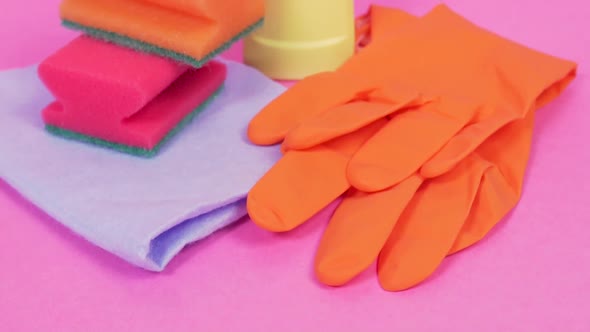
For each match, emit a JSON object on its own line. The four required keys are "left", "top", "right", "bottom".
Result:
{"left": 62, "top": 19, "right": 263, "bottom": 69}
{"left": 37, "top": 35, "right": 189, "bottom": 119}
{"left": 60, "top": 0, "right": 264, "bottom": 67}
{"left": 45, "top": 85, "right": 223, "bottom": 158}
{"left": 38, "top": 35, "right": 228, "bottom": 156}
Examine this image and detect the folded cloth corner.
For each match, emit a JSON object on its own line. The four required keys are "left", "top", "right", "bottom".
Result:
{"left": 0, "top": 59, "right": 284, "bottom": 271}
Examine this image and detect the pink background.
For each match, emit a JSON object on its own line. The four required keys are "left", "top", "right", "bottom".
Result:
{"left": 1, "top": 0, "right": 589, "bottom": 331}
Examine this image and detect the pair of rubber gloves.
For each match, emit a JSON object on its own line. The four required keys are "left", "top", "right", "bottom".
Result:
{"left": 246, "top": 4, "right": 577, "bottom": 291}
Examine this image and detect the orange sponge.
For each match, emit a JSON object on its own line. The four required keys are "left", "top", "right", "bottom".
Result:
{"left": 60, "top": 0, "right": 264, "bottom": 67}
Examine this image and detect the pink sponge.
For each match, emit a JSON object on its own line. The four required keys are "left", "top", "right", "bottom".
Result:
{"left": 38, "top": 35, "right": 226, "bottom": 156}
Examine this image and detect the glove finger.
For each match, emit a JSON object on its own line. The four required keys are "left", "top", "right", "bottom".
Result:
{"left": 450, "top": 111, "right": 535, "bottom": 253}
{"left": 314, "top": 175, "right": 422, "bottom": 286}
{"left": 247, "top": 72, "right": 375, "bottom": 146}
{"left": 282, "top": 102, "right": 394, "bottom": 151}
{"left": 377, "top": 156, "right": 491, "bottom": 291}
{"left": 448, "top": 166, "right": 517, "bottom": 254}
{"left": 247, "top": 148, "right": 349, "bottom": 232}
{"left": 348, "top": 98, "right": 476, "bottom": 192}
{"left": 247, "top": 119, "right": 387, "bottom": 232}
{"left": 283, "top": 89, "right": 423, "bottom": 150}
{"left": 420, "top": 107, "right": 516, "bottom": 178}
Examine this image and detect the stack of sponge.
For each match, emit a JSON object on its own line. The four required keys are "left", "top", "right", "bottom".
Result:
{"left": 39, "top": 0, "right": 265, "bottom": 157}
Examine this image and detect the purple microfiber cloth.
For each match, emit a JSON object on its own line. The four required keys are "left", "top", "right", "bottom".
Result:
{"left": 0, "top": 59, "right": 284, "bottom": 271}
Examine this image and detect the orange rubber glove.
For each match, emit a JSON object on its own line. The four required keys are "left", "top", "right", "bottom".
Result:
{"left": 315, "top": 110, "right": 536, "bottom": 290}
{"left": 248, "top": 93, "right": 539, "bottom": 290}
{"left": 246, "top": 5, "right": 577, "bottom": 290}
{"left": 248, "top": 4, "right": 576, "bottom": 194}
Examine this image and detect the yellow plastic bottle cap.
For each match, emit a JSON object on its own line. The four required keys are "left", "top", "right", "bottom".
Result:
{"left": 244, "top": 0, "right": 355, "bottom": 80}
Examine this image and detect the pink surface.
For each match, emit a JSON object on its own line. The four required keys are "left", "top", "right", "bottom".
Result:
{"left": 1, "top": 0, "right": 589, "bottom": 331}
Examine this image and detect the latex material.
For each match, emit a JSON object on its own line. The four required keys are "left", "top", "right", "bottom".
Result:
{"left": 377, "top": 111, "right": 536, "bottom": 291}
{"left": 356, "top": 6, "right": 418, "bottom": 48}
{"left": 38, "top": 35, "right": 226, "bottom": 153}
{"left": 60, "top": 0, "right": 264, "bottom": 66}
{"left": 248, "top": 4, "right": 576, "bottom": 193}
{"left": 243, "top": 0, "right": 355, "bottom": 79}
{"left": 0, "top": 60, "right": 285, "bottom": 271}
{"left": 246, "top": 5, "right": 577, "bottom": 290}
